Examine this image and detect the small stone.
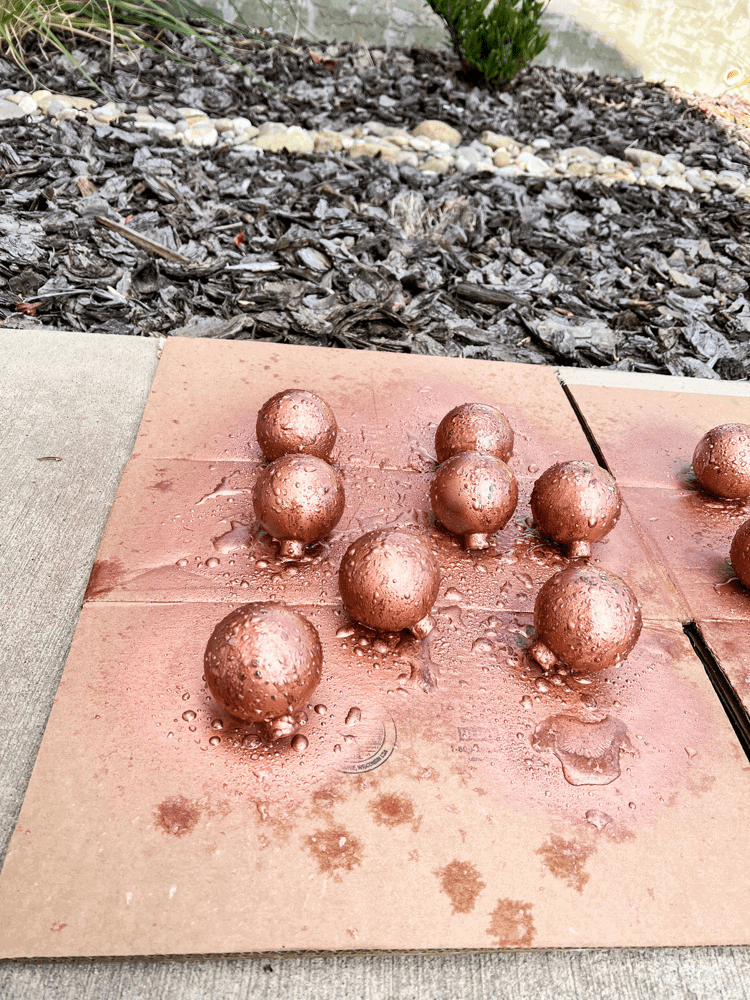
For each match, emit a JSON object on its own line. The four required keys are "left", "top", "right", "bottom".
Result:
{"left": 716, "top": 172, "right": 743, "bottom": 191}
{"left": 184, "top": 114, "right": 209, "bottom": 127}
{"left": 658, "top": 155, "right": 686, "bottom": 175}
{"left": 409, "top": 136, "right": 432, "bottom": 152}
{"left": 663, "top": 173, "right": 695, "bottom": 192}
{"left": 420, "top": 156, "right": 452, "bottom": 174}
{"left": 0, "top": 99, "right": 24, "bottom": 121}
{"left": 567, "top": 163, "right": 596, "bottom": 177}
{"left": 257, "top": 121, "right": 288, "bottom": 137}
{"left": 92, "top": 102, "right": 123, "bottom": 124}
{"left": 212, "top": 118, "right": 234, "bottom": 133}
{"left": 642, "top": 173, "right": 668, "bottom": 189}
{"left": 623, "top": 147, "right": 663, "bottom": 167}
{"left": 255, "top": 126, "right": 314, "bottom": 154}
{"left": 183, "top": 121, "right": 219, "bottom": 147}
{"left": 231, "top": 117, "right": 259, "bottom": 138}
{"left": 46, "top": 99, "right": 66, "bottom": 117}
{"left": 178, "top": 107, "right": 208, "bottom": 120}
{"left": 412, "top": 120, "right": 462, "bottom": 146}
{"left": 480, "top": 130, "right": 520, "bottom": 154}
{"left": 8, "top": 93, "right": 38, "bottom": 115}
{"left": 516, "top": 151, "right": 552, "bottom": 176}
{"left": 493, "top": 148, "right": 512, "bottom": 167}
{"left": 134, "top": 111, "right": 156, "bottom": 123}
{"left": 349, "top": 140, "right": 386, "bottom": 158}
{"left": 396, "top": 150, "right": 419, "bottom": 168}
{"left": 314, "top": 129, "right": 344, "bottom": 152}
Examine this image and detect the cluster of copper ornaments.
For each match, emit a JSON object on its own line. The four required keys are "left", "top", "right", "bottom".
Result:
{"left": 693, "top": 424, "right": 750, "bottom": 500}
{"left": 204, "top": 603, "right": 322, "bottom": 739}
{"left": 431, "top": 402, "right": 518, "bottom": 550}
{"left": 528, "top": 565, "right": 643, "bottom": 673}
{"left": 254, "top": 389, "right": 344, "bottom": 558}
{"left": 256, "top": 388, "right": 337, "bottom": 461}
{"left": 530, "top": 461, "right": 622, "bottom": 558}
{"left": 339, "top": 528, "right": 441, "bottom": 638}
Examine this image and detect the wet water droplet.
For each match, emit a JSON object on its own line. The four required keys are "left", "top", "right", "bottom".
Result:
{"left": 528, "top": 464, "right": 539, "bottom": 474}
{"left": 585, "top": 809, "right": 612, "bottom": 831}
{"left": 206, "top": 557, "right": 220, "bottom": 568}
{"left": 211, "top": 718, "right": 224, "bottom": 730}
{"left": 532, "top": 714, "right": 633, "bottom": 786}
{"left": 444, "top": 587, "right": 463, "bottom": 602}
{"left": 182, "top": 710, "right": 196, "bottom": 722}
{"left": 336, "top": 626, "right": 356, "bottom": 638}
{"left": 534, "top": 678, "right": 549, "bottom": 694}
{"left": 333, "top": 743, "right": 342, "bottom": 752}
{"left": 208, "top": 735, "right": 221, "bottom": 746}
{"left": 520, "top": 695, "right": 533, "bottom": 709}
{"left": 242, "top": 734, "right": 261, "bottom": 749}
{"left": 628, "top": 801, "right": 637, "bottom": 810}
{"left": 685, "top": 747, "right": 698, "bottom": 758}
{"left": 291, "top": 734, "right": 309, "bottom": 752}
{"left": 176, "top": 558, "right": 188, "bottom": 567}
{"left": 472, "top": 637, "right": 494, "bottom": 654}
{"left": 181, "top": 692, "right": 191, "bottom": 701}
{"left": 345, "top": 707, "right": 361, "bottom": 726}
{"left": 314, "top": 704, "right": 327, "bottom": 715}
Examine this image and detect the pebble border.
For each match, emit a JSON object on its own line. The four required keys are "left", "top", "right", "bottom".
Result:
{"left": 2, "top": 86, "right": 750, "bottom": 204}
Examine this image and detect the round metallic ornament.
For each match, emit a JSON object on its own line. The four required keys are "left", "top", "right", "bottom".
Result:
{"left": 204, "top": 603, "right": 322, "bottom": 739}
{"left": 430, "top": 452, "right": 518, "bottom": 549}
{"left": 253, "top": 454, "right": 345, "bottom": 558}
{"left": 730, "top": 518, "right": 750, "bottom": 589}
{"left": 530, "top": 461, "right": 622, "bottom": 559}
{"left": 692, "top": 424, "right": 750, "bottom": 500}
{"left": 256, "top": 388, "right": 338, "bottom": 461}
{"left": 434, "top": 402, "right": 514, "bottom": 464}
{"left": 339, "top": 528, "right": 441, "bottom": 637}
{"left": 528, "top": 564, "right": 642, "bottom": 673}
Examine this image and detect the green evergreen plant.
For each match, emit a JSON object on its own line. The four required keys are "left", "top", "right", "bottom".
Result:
{"left": 425, "top": 0, "right": 551, "bottom": 87}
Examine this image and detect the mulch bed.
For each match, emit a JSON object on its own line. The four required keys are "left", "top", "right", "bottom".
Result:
{"left": 1, "top": 25, "right": 749, "bottom": 379}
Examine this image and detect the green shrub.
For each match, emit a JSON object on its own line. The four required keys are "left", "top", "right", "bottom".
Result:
{"left": 425, "top": 0, "right": 551, "bottom": 87}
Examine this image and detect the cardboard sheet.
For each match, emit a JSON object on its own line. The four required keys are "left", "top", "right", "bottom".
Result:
{"left": 2, "top": 341, "right": 750, "bottom": 958}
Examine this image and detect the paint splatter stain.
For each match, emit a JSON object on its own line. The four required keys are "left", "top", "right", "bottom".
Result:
{"left": 369, "top": 792, "right": 421, "bottom": 832}
{"left": 487, "top": 898, "right": 535, "bottom": 947}
{"left": 50, "top": 922, "right": 67, "bottom": 932}
{"left": 435, "top": 859, "right": 486, "bottom": 914}
{"left": 536, "top": 835, "right": 596, "bottom": 892}
{"left": 304, "top": 826, "right": 363, "bottom": 877}
{"left": 155, "top": 796, "right": 200, "bottom": 838}
{"left": 84, "top": 558, "right": 126, "bottom": 600}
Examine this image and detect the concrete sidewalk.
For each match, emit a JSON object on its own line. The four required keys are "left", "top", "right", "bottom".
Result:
{"left": 1, "top": 328, "right": 749, "bottom": 1000}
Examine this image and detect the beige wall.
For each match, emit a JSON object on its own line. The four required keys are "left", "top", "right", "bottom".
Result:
{"left": 220, "top": 0, "right": 750, "bottom": 99}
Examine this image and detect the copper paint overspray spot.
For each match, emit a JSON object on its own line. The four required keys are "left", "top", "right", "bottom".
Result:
{"left": 154, "top": 796, "right": 200, "bottom": 838}
{"left": 536, "top": 835, "right": 596, "bottom": 893}
{"left": 369, "top": 792, "right": 420, "bottom": 831}
{"left": 304, "top": 826, "right": 363, "bottom": 878}
{"left": 434, "top": 860, "right": 486, "bottom": 914}
{"left": 85, "top": 558, "right": 128, "bottom": 600}
{"left": 486, "top": 898, "right": 535, "bottom": 948}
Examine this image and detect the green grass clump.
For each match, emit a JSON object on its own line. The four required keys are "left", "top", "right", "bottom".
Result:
{"left": 0, "top": 1, "right": 269, "bottom": 93}
{"left": 425, "top": 0, "right": 551, "bottom": 87}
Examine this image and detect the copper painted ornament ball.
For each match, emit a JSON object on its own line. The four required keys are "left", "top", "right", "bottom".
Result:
{"left": 253, "top": 454, "right": 345, "bottom": 558}
{"left": 339, "top": 528, "right": 441, "bottom": 637}
{"left": 204, "top": 603, "right": 322, "bottom": 734}
{"left": 434, "top": 402, "right": 514, "bottom": 464}
{"left": 530, "top": 461, "right": 622, "bottom": 559}
{"left": 730, "top": 518, "right": 750, "bottom": 589}
{"left": 692, "top": 424, "right": 750, "bottom": 500}
{"left": 528, "top": 565, "right": 642, "bottom": 673}
{"left": 256, "top": 388, "right": 338, "bottom": 461}
{"left": 430, "top": 452, "right": 518, "bottom": 550}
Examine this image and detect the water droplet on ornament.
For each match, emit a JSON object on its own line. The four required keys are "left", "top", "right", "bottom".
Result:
{"left": 291, "top": 734, "right": 309, "bottom": 752}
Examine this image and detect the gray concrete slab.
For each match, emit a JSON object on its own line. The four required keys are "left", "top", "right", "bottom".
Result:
{"left": 1, "top": 332, "right": 749, "bottom": 998}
